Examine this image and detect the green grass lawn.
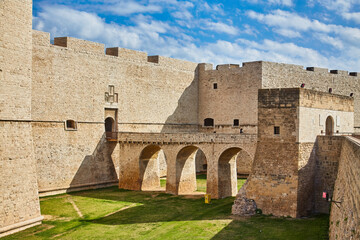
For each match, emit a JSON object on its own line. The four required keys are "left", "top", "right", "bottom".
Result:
{"left": 3, "top": 185, "right": 329, "bottom": 240}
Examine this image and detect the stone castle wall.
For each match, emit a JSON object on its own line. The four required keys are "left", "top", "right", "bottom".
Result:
{"left": 197, "top": 63, "right": 262, "bottom": 135}
{"left": 31, "top": 30, "right": 199, "bottom": 194}
{"left": 239, "top": 88, "right": 354, "bottom": 218}
{"left": 245, "top": 88, "right": 300, "bottom": 217}
{"left": 0, "top": 0, "right": 42, "bottom": 237}
{"left": 314, "top": 136, "right": 343, "bottom": 214}
{"left": 261, "top": 61, "right": 360, "bottom": 131}
{"left": 329, "top": 137, "right": 360, "bottom": 240}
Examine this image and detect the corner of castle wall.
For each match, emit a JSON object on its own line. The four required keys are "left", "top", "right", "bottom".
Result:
{"left": 32, "top": 30, "right": 50, "bottom": 46}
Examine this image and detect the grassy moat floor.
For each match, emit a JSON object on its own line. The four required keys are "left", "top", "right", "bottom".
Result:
{"left": 4, "top": 176, "right": 329, "bottom": 240}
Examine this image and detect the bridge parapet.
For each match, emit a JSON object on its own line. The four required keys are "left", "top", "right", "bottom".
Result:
{"left": 116, "top": 132, "right": 257, "bottom": 144}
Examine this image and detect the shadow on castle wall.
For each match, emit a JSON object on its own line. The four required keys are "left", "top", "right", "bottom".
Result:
{"left": 160, "top": 68, "right": 199, "bottom": 133}
{"left": 297, "top": 140, "right": 317, "bottom": 217}
{"left": 297, "top": 136, "right": 342, "bottom": 217}
{"left": 69, "top": 133, "right": 118, "bottom": 190}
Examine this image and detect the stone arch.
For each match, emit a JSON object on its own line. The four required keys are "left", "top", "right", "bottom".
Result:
{"left": 218, "top": 147, "right": 241, "bottom": 198}
{"left": 176, "top": 146, "right": 207, "bottom": 194}
{"left": 325, "top": 115, "right": 334, "bottom": 135}
{"left": 139, "top": 145, "right": 165, "bottom": 191}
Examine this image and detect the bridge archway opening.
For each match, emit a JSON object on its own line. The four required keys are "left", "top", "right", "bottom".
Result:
{"left": 176, "top": 146, "right": 207, "bottom": 194}
{"left": 325, "top": 116, "right": 334, "bottom": 136}
{"left": 139, "top": 145, "right": 166, "bottom": 191}
{"left": 218, "top": 147, "right": 241, "bottom": 198}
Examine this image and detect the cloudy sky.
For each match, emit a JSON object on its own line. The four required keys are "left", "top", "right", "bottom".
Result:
{"left": 33, "top": 0, "right": 360, "bottom": 71}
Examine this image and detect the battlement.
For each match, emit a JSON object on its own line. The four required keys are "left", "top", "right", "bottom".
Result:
{"left": 216, "top": 64, "right": 240, "bottom": 70}
{"left": 106, "top": 47, "right": 148, "bottom": 62}
{"left": 53, "top": 37, "right": 105, "bottom": 55}
{"left": 259, "top": 88, "right": 354, "bottom": 112}
{"left": 146, "top": 55, "right": 198, "bottom": 72}
{"left": 31, "top": 31, "right": 197, "bottom": 71}
{"left": 199, "top": 60, "right": 359, "bottom": 77}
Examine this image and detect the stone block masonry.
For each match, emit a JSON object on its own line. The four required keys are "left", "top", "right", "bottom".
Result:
{"left": 233, "top": 88, "right": 354, "bottom": 218}
{"left": 0, "top": 0, "right": 42, "bottom": 237}
{"left": 330, "top": 137, "right": 360, "bottom": 240}
{"left": 2, "top": 0, "right": 360, "bottom": 237}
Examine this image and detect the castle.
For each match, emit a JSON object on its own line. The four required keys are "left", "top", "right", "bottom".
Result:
{"left": 1, "top": 1, "right": 359, "bottom": 239}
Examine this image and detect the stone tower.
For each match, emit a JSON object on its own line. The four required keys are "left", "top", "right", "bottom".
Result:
{"left": 0, "top": 0, "right": 42, "bottom": 237}
{"left": 233, "top": 88, "right": 354, "bottom": 218}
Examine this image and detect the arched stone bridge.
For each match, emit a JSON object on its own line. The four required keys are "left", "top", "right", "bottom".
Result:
{"left": 114, "top": 132, "right": 257, "bottom": 199}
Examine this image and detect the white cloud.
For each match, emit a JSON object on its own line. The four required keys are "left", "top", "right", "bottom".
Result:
{"left": 200, "top": 20, "right": 239, "bottom": 35}
{"left": 342, "top": 11, "right": 360, "bottom": 23}
{"left": 244, "top": 0, "right": 293, "bottom": 6}
{"left": 312, "top": 0, "right": 356, "bottom": 12}
{"left": 32, "top": 3, "right": 360, "bottom": 72}
{"left": 172, "top": 10, "right": 193, "bottom": 20}
{"left": 247, "top": 10, "right": 331, "bottom": 32}
{"left": 315, "top": 34, "right": 344, "bottom": 49}
{"left": 96, "top": 0, "right": 162, "bottom": 16}
{"left": 273, "top": 28, "right": 301, "bottom": 38}
{"left": 310, "top": 0, "right": 360, "bottom": 23}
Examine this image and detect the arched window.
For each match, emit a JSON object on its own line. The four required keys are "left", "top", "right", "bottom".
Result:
{"left": 325, "top": 116, "right": 334, "bottom": 135}
{"left": 105, "top": 117, "right": 114, "bottom": 132}
{"left": 204, "top": 118, "right": 214, "bottom": 127}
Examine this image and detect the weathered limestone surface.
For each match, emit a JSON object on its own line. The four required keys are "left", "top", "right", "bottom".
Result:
{"left": 31, "top": 30, "right": 199, "bottom": 194}
{"left": 33, "top": 122, "right": 119, "bottom": 195}
{"left": 261, "top": 61, "right": 360, "bottom": 131}
{"left": 233, "top": 89, "right": 354, "bottom": 218}
{"left": 198, "top": 63, "right": 261, "bottom": 135}
{"left": 232, "top": 181, "right": 257, "bottom": 216}
{"left": 313, "top": 137, "right": 343, "bottom": 214}
{"left": 329, "top": 137, "right": 360, "bottom": 240}
{"left": 117, "top": 133, "right": 257, "bottom": 199}
{"left": 0, "top": 0, "right": 42, "bottom": 237}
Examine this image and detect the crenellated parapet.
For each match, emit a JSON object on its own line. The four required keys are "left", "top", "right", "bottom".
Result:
{"left": 32, "top": 30, "right": 197, "bottom": 72}
{"left": 106, "top": 47, "right": 147, "bottom": 62}
{"left": 53, "top": 37, "right": 105, "bottom": 55}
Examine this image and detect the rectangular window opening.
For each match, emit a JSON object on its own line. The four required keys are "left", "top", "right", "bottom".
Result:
{"left": 233, "top": 119, "right": 239, "bottom": 126}
{"left": 274, "top": 126, "right": 280, "bottom": 135}
{"left": 213, "top": 83, "right": 218, "bottom": 89}
{"left": 65, "top": 120, "right": 77, "bottom": 131}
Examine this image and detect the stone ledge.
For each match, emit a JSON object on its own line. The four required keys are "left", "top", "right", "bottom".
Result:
{"left": 0, "top": 216, "right": 44, "bottom": 238}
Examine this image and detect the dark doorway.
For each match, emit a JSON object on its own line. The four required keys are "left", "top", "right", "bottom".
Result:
{"left": 105, "top": 117, "right": 114, "bottom": 132}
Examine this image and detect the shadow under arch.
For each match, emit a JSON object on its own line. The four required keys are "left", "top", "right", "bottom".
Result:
{"left": 139, "top": 145, "right": 167, "bottom": 191}
{"left": 218, "top": 147, "right": 241, "bottom": 198}
{"left": 175, "top": 145, "right": 207, "bottom": 195}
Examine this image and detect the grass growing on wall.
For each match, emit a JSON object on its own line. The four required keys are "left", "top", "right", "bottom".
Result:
{"left": 3, "top": 187, "right": 329, "bottom": 240}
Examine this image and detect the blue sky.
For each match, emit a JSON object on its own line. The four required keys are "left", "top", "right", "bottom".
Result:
{"left": 33, "top": 0, "right": 360, "bottom": 71}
